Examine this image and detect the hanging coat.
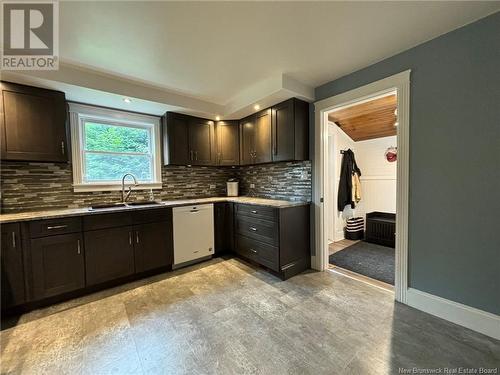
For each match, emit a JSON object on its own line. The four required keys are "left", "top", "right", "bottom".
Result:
{"left": 337, "top": 149, "right": 361, "bottom": 212}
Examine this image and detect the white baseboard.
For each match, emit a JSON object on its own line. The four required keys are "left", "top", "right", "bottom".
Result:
{"left": 406, "top": 288, "right": 500, "bottom": 340}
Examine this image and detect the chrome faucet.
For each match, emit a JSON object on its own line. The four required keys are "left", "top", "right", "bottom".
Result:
{"left": 121, "top": 173, "right": 139, "bottom": 203}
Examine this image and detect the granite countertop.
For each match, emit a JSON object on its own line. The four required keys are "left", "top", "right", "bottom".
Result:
{"left": 0, "top": 196, "right": 310, "bottom": 223}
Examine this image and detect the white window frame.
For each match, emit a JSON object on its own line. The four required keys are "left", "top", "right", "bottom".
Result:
{"left": 68, "top": 103, "right": 162, "bottom": 192}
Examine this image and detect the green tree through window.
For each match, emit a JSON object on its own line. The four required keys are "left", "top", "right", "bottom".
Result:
{"left": 83, "top": 122, "right": 153, "bottom": 182}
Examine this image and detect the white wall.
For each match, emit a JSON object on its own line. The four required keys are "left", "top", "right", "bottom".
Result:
{"left": 328, "top": 123, "right": 396, "bottom": 241}
{"left": 354, "top": 135, "right": 397, "bottom": 221}
{"left": 329, "top": 124, "right": 357, "bottom": 241}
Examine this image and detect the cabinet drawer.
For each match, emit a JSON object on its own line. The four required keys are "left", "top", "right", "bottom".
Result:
{"left": 29, "top": 217, "right": 82, "bottom": 238}
{"left": 235, "top": 235, "right": 279, "bottom": 272}
{"left": 83, "top": 212, "right": 133, "bottom": 231}
{"left": 235, "top": 216, "right": 278, "bottom": 246}
{"left": 132, "top": 207, "right": 171, "bottom": 225}
{"left": 235, "top": 204, "right": 277, "bottom": 222}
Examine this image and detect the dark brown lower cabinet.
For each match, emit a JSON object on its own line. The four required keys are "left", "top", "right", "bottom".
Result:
{"left": 234, "top": 203, "right": 310, "bottom": 280}
{"left": 214, "top": 202, "right": 234, "bottom": 255}
{"left": 30, "top": 233, "right": 84, "bottom": 300}
{"left": 84, "top": 226, "right": 135, "bottom": 286}
{"left": 134, "top": 221, "right": 173, "bottom": 273}
{"left": 1, "top": 223, "right": 25, "bottom": 308}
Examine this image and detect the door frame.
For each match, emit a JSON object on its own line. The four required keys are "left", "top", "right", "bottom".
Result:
{"left": 312, "top": 70, "right": 411, "bottom": 303}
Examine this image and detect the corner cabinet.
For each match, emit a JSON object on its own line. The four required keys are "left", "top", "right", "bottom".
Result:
{"left": 215, "top": 121, "right": 239, "bottom": 166}
{"left": 0, "top": 81, "right": 68, "bottom": 162}
{"left": 163, "top": 112, "right": 215, "bottom": 166}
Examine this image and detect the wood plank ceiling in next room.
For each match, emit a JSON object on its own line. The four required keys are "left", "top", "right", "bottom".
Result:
{"left": 328, "top": 94, "right": 397, "bottom": 141}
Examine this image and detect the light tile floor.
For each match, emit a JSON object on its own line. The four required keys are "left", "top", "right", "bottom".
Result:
{"left": 1, "top": 257, "right": 499, "bottom": 374}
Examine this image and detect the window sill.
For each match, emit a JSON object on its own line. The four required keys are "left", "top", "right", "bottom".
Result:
{"left": 73, "top": 183, "right": 163, "bottom": 193}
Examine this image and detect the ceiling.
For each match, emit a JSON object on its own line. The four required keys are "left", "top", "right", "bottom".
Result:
{"left": 329, "top": 94, "right": 397, "bottom": 141}
{"left": 3, "top": 2, "right": 498, "bottom": 118}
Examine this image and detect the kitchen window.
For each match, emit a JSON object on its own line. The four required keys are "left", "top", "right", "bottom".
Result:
{"left": 69, "top": 103, "right": 162, "bottom": 192}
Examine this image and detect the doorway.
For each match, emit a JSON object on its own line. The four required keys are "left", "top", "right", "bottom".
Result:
{"left": 327, "top": 91, "right": 397, "bottom": 289}
{"left": 313, "top": 71, "right": 411, "bottom": 303}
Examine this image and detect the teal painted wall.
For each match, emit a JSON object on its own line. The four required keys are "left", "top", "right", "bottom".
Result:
{"left": 315, "top": 12, "right": 500, "bottom": 314}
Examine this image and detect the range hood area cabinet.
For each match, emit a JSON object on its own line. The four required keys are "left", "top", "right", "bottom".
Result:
{"left": 164, "top": 97, "right": 309, "bottom": 167}
{"left": 163, "top": 112, "right": 216, "bottom": 165}
{"left": 0, "top": 81, "right": 68, "bottom": 162}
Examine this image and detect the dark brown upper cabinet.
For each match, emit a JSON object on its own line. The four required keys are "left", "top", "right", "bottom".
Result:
{"left": 189, "top": 118, "right": 215, "bottom": 165}
{"left": 239, "top": 109, "right": 272, "bottom": 165}
{"left": 239, "top": 115, "right": 255, "bottom": 166}
{"left": 164, "top": 97, "right": 308, "bottom": 167}
{"left": 215, "top": 120, "right": 239, "bottom": 166}
{"left": 1, "top": 81, "right": 68, "bottom": 162}
{"left": 1, "top": 223, "right": 25, "bottom": 309}
{"left": 163, "top": 112, "right": 215, "bottom": 166}
{"left": 254, "top": 108, "right": 272, "bottom": 164}
{"left": 163, "top": 112, "right": 190, "bottom": 165}
{"left": 271, "top": 98, "right": 309, "bottom": 162}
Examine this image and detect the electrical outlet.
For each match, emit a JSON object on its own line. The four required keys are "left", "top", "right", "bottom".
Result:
{"left": 209, "top": 184, "right": 216, "bottom": 189}
{"left": 250, "top": 183, "right": 255, "bottom": 188}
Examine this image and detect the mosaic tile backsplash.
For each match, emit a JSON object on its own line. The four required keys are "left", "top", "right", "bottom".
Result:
{"left": 1, "top": 161, "right": 311, "bottom": 213}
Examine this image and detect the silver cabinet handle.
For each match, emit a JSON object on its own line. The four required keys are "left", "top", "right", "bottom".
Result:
{"left": 195, "top": 151, "right": 198, "bottom": 161}
{"left": 251, "top": 210, "right": 257, "bottom": 214}
{"left": 136, "top": 230, "right": 140, "bottom": 244}
{"left": 77, "top": 239, "right": 81, "bottom": 255}
{"left": 47, "top": 225, "right": 68, "bottom": 230}
{"left": 129, "top": 231, "right": 132, "bottom": 245}
{"left": 12, "top": 232, "right": 16, "bottom": 249}
{"left": 61, "top": 141, "right": 65, "bottom": 155}
{"left": 250, "top": 248, "right": 257, "bottom": 254}
{"left": 249, "top": 227, "right": 257, "bottom": 231}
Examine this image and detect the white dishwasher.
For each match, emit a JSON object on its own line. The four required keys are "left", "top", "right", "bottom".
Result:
{"left": 173, "top": 204, "right": 214, "bottom": 266}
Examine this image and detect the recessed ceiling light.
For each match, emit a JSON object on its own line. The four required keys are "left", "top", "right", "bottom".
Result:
{"left": 254, "top": 104, "right": 260, "bottom": 110}
{"left": 394, "top": 108, "right": 397, "bottom": 116}
{"left": 215, "top": 116, "right": 221, "bottom": 121}
{"left": 394, "top": 122, "right": 399, "bottom": 127}
{"left": 123, "top": 97, "right": 131, "bottom": 103}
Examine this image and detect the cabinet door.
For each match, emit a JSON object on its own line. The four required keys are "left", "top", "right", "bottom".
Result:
{"left": 164, "top": 112, "right": 190, "bottom": 165}
{"left": 215, "top": 121, "right": 239, "bottom": 166}
{"left": 1, "top": 82, "right": 67, "bottom": 162}
{"left": 254, "top": 109, "right": 272, "bottom": 164}
{"left": 214, "top": 203, "right": 234, "bottom": 255}
{"left": 84, "top": 227, "right": 135, "bottom": 286}
{"left": 189, "top": 118, "right": 215, "bottom": 165}
{"left": 30, "top": 233, "right": 84, "bottom": 300}
{"left": 272, "top": 99, "right": 295, "bottom": 162}
{"left": 1, "top": 223, "right": 25, "bottom": 308}
{"left": 134, "top": 221, "right": 173, "bottom": 273}
{"left": 239, "top": 115, "right": 255, "bottom": 165}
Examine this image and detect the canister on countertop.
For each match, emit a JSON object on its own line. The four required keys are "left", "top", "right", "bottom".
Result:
{"left": 227, "top": 179, "right": 239, "bottom": 197}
